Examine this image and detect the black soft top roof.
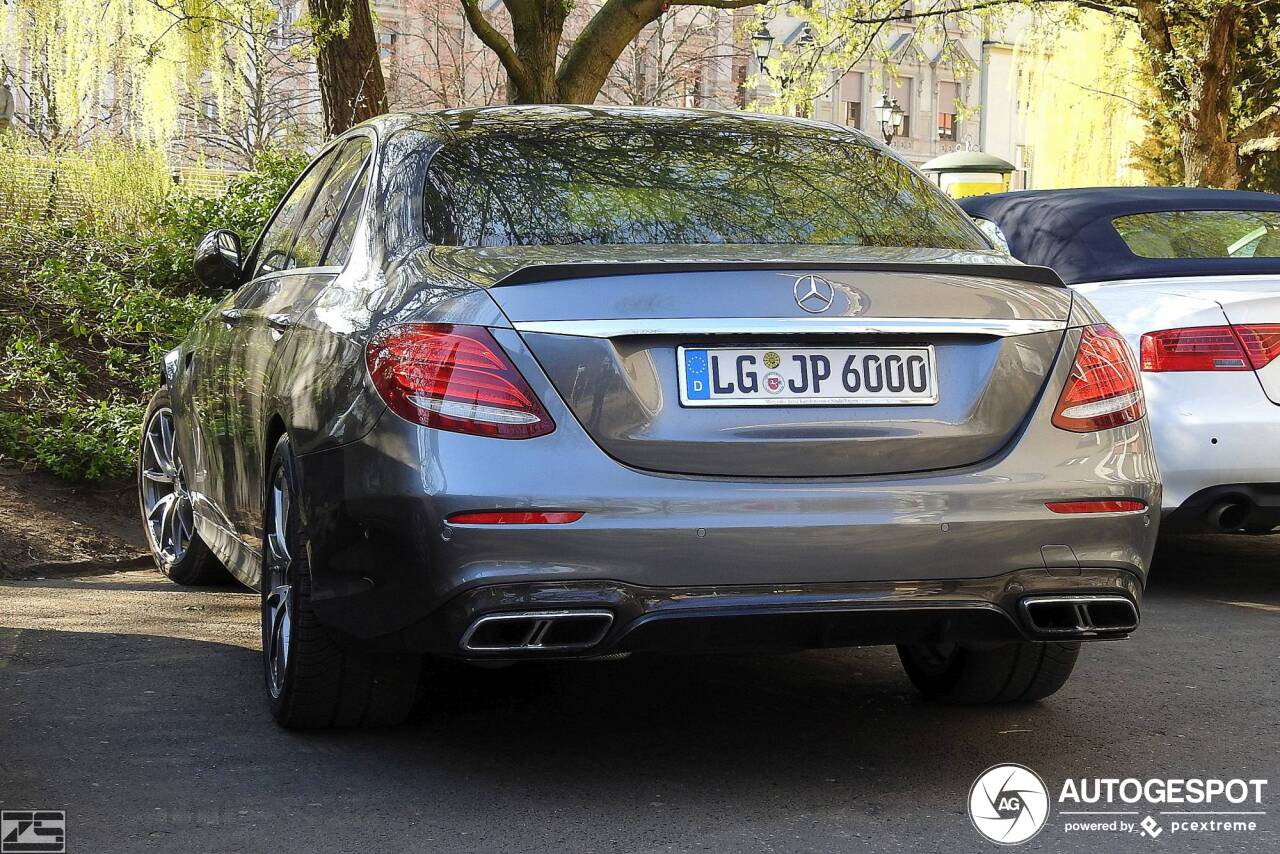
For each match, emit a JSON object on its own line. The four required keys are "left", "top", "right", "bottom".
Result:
{"left": 959, "top": 187, "right": 1280, "bottom": 284}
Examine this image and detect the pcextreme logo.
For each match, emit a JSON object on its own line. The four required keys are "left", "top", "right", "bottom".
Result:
{"left": 968, "top": 766, "right": 1269, "bottom": 845}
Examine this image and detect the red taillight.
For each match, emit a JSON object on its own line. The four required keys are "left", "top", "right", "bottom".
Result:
{"left": 1140, "top": 324, "right": 1280, "bottom": 372}
{"left": 1046, "top": 500, "right": 1147, "bottom": 514}
{"left": 1052, "top": 324, "right": 1145, "bottom": 433}
{"left": 446, "top": 511, "right": 583, "bottom": 525}
{"left": 1235, "top": 324, "right": 1280, "bottom": 369}
{"left": 366, "top": 323, "right": 554, "bottom": 438}
{"left": 1140, "top": 326, "right": 1249, "bottom": 371}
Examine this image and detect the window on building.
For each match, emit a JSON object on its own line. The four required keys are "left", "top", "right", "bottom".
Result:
{"left": 840, "top": 71, "right": 863, "bottom": 129}
{"left": 681, "top": 71, "right": 706, "bottom": 108}
{"left": 378, "top": 31, "right": 398, "bottom": 63}
{"left": 890, "top": 76, "right": 913, "bottom": 138}
{"left": 938, "top": 81, "right": 959, "bottom": 140}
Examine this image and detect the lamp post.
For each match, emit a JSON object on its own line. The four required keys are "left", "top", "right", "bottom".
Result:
{"left": 873, "top": 93, "right": 905, "bottom": 144}
{"left": 752, "top": 24, "right": 816, "bottom": 87}
{"left": 751, "top": 26, "right": 775, "bottom": 66}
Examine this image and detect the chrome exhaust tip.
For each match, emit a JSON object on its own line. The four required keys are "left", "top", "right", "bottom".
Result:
{"left": 1019, "top": 595, "right": 1139, "bottom": 638}
{"left": 460, "top": 610, "right": 614, "bottom": 653}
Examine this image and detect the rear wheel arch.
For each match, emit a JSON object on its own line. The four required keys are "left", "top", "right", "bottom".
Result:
{"left": 264, "top": 415, "right": 289, "bottom": 481}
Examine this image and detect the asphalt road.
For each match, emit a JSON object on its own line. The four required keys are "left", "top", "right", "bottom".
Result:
{"left": 2, "top": 535, "right": 1277, "bottom": 853}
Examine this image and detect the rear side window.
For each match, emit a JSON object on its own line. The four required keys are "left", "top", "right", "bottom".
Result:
{"left": 252, "top": 150, "right": 333, "bottom": 278}
{"left": 1113, "top": 210, "right": 1280, "bottom": 258}
{"left": 422, "top": 117, "right": 985, "bottom": 250}
{"left": 322, "top": 159, "right": 371, "bottom": 267}
{"left": 291, "top": 138, "right": 372, "bottom": 268}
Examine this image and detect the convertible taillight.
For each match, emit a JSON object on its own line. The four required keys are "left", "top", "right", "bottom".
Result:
{"left": 1141, "top": 324, "right": 1280, "bottom": 372}
{"left": 366, "top": 323, "right": 554, "bottom": 438}
{"left": 1051, "top": 324, "right": 1145, "bottom": 432}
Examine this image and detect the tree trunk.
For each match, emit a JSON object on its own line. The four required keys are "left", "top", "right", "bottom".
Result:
{"left": 1180, "top": 125, "right": 1241, "bottom": 189}
{"left": 507, "top": 3, "right": 566, "bottom": 102}
{"left": 462, "top": 0, "right": 684, "bottom": 106}
{"left": 310, "top": 0, "right": 388, "bottom": 136}
{"left": 1179, "top": 5, "right": 1243, "bottom": 188}
{"left": 1132, "top": 0, "right": 1243, "bottom": 189}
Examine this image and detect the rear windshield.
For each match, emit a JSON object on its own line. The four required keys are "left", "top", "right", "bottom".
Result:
{"left": 1113, "top": 210, "right": 1280, "bottom": 258}
{"left": 422, "top": 117, "right": 985, "bottom": 249}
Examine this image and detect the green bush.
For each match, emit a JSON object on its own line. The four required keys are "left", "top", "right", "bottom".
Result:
{"left": 0, "top": 146, "right": 305, "bottom": 482}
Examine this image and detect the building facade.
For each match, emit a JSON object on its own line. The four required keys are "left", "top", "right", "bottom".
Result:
{"left": 748, "top": 12, "right": 1034, "bottom": 186}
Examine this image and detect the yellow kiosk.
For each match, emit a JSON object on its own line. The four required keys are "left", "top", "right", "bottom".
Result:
{"left": 919, "top": 151, "right": 1016, "bottom": 199}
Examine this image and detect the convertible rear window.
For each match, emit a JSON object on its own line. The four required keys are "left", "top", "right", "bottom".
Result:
{"left": 1113, "top": 210, "right": 1280, "bottom": 258}
{"left": 421, "top": 116, "right": 985, "bottom": 250}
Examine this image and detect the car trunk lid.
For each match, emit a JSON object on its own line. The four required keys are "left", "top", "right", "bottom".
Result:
{"left": 433, "top": 246, "right": 1073, "bottom": 477}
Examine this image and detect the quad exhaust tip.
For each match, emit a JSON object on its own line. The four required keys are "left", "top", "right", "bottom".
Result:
{"left": 1019, "top": 595, "right": 1139, "bottom": 638}
{"left": 461, "top": 610, "right": 614, "bottom": 653}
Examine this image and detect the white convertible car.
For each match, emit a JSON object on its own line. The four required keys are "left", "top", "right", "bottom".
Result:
{"left": 962, "top": 188, "right": 1280, "bottom": 534}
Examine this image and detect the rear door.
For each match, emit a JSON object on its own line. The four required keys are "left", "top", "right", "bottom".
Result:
{"left": 223, "top": 137, "right": 373, "bottom": 549}
{"left": 489, "top": 259, "right": 1071, "bottom": 477}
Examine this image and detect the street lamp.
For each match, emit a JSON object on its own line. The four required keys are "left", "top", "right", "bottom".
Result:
{"left": 751, "top": 26, "right": 775, "bottom": 64}
{"left": 873, "top": 93, "right": 905, "bottom": 144}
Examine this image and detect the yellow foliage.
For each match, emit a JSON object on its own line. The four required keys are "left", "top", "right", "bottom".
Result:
{"left": 2, "top": 0, "right": 255, "bottom": 147}
{"left": 1016, "top": 12, "right": 1148, "bottom": 189}
{"left": 0, "top": 134, "right": 171, "bottom": 233}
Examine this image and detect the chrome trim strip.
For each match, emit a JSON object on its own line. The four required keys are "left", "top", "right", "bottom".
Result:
{"left": 511, "top": 317, "right": 1067, "bottom": 338}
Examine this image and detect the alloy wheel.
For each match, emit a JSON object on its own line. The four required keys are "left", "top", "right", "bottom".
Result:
{"left": 263, "top": 466, "right": 294, "bottom": 699}
{"left": 140, "top": 407, "right": 194, "bottom": 567}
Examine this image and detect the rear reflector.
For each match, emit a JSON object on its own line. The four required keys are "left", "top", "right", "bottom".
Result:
{"left": 1046, "top": 500, "right": 1147, "bottom": 514}
{"left": 446, "top": 511, "right": 584, "bottom": 525}
{"left": 1141, "top": 324, "right": 1280, "bottom": 372}
{"left": 1052, "top": 324, "right": 1145, "bottom": 432}
{"left": 366, "top": 323, "right": 554, "bottom": 438}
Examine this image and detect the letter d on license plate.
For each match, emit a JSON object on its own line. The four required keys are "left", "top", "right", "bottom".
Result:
{"left": 678, "top": 345, "right": 937, "bottom": 407}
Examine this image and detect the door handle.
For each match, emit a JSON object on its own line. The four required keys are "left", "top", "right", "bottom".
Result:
{"left": 220, "top": 308, "right": 244, "bottom": 325}
{"left": 266, "top": 313, "right": 294, "bottom": 331}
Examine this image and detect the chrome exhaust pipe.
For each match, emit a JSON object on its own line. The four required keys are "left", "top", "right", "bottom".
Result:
{"left": 460, "top": 610, "right": 614, "bottom": 653}
{"left": 1019, "top": 595, "right": 1139, "bottom": 638}
{"left": 1206, "top": 499, "right": 1251, "bottom": 532}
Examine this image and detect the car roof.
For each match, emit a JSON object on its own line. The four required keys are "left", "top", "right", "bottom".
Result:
{"left": 958, "top": 187, "right": 1280, "bottom": 284}
{"left": 363, "top": 104, "right": 858, "bottom": 142}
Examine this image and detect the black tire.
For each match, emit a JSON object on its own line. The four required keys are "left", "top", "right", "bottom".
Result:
{"left": 262, "top": 434, "right": 420, "bottom": 729}
{"left": 138, "top": 388, "right": 228, "bottom": 586}
{"left": 897, "top": 640, "right": 1080, "bottom": 705}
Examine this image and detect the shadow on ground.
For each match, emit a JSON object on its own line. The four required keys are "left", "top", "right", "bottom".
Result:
{"left": 0, "top": 535, "right": 1276, "bottom": 852}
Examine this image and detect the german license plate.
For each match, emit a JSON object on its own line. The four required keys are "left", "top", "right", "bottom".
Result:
{"left": 678, "top": 345, "right": 937, "bottom": 406}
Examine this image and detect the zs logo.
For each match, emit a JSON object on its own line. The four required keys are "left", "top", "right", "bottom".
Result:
{"left": 1, "top": 811, "right": 65, "bottom": 854}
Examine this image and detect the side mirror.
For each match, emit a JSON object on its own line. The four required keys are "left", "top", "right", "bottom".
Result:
{"left": 194, "top": 229, "right": 243, "bottom": 291}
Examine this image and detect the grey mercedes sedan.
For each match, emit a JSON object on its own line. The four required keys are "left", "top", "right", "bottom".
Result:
{"left": 139, "top": 106, "right": 1160, "bottom": 728}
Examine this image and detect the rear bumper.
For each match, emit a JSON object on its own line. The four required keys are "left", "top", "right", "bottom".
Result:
{"left": 1160, "top": 483, "right": 1280, "bottom": 534}
{"left": 397, "top": 567, "right": 1144, "bottom": 658}
{"left": 1144, "top": 372, "right": 1280, "bottom": 510}
{"left": 294, "top": 413, "right": 1158, "bottom": 652}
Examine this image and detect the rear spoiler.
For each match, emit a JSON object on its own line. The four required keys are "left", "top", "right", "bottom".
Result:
{"left": 494, "top": 260, "right": 1067, "bottom": 289}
